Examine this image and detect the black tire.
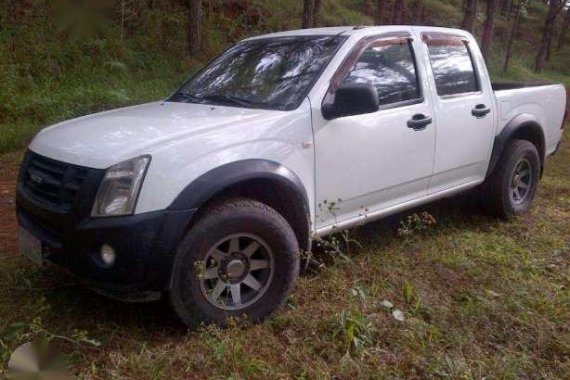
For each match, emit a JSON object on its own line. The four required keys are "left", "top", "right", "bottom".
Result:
{"left": 482, "top": 139, "right": 540, "bottom": 219}
{"left": 169, "top": 197, "right": 299, "bottom": 327}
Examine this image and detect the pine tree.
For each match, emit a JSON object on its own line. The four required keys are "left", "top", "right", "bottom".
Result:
{"left": 461, "top": 0, "right": 479, "bottom": 32}
{"left": 481, "top": 0, "right": 499, "bottom": 60}
{"left": 187, "top": 0, "right": 203, "bottom": 55}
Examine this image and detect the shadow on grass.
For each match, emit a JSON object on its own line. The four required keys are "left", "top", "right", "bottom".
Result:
{"left": 9, "top": 268, "right": 186, "bottom": 337}
{"left": 305, "top": 189, "right": 503, "bottom": 271}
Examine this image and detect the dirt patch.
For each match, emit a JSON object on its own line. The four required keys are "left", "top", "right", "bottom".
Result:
{"left": 0, "top": 151, "right": 22, "bottom": 257}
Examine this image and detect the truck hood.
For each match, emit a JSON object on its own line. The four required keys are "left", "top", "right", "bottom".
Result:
{"left": 29, "top": 101, "right": 288, "bottom": 169}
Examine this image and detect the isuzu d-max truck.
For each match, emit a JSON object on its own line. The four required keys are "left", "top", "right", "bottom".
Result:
{"left": 17, "top": 26, "right": 567, "bottom": 326}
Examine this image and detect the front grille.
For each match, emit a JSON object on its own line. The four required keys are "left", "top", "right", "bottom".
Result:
{"left": 22, "top": 152, "right": 91, "bottom": 212}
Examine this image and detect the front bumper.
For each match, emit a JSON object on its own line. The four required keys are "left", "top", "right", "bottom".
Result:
{"left": 21, "top": 207, "right": 193, "bottom": 290}
{"left": 16, "top": 152, "right": 195, "bottom": 296}
{"left": 17, "top": 199, "right": 195, "bottom": 294}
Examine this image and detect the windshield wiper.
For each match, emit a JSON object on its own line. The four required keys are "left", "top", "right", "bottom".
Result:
{"left": 170, "top": 91, "right": 205, "bottom": 104}
{"left": 200, "top": 94, "right": 257, "bottom": 107}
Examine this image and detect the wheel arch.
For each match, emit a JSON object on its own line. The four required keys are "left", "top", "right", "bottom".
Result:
{"left": 486, "top": 113, "right": 545, "bottom": 178}
{"left": 168, "top": 159, "right": 311, "bottom": 252}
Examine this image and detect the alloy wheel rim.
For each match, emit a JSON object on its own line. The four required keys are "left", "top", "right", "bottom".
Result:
{"left": 509, "top": 158, "right": 532, "bottom": 205}
{"left": 199, "top": 233, "right": 274, "bottom": 311}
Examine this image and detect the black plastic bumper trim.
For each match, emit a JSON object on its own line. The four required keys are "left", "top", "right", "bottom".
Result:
{"left": 17, "top": 204, "right": 196, "bottom": 293}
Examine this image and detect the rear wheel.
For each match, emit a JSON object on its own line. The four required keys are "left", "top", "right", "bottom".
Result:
{"left": 169, "top": 198, "right": 299, "bottom": 327}
{"left": 482, "top": 139, "right": 540, "bottom": 219}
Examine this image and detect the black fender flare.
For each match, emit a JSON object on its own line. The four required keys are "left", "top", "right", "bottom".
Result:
{"left": 486, "top": 113, "right": 545, "bottom": 178}
{"left": 167, "top": 159, "right": 311, "bottom": 251}
{"left": 168, "top": 159, "right": 309, "bottom": 211}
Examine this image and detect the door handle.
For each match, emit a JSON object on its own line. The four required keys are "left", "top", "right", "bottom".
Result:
{"left": 407, "top": 114, "right": 432, "bottom": 131}
{"left": 472, "top": 104, "right": 491, "bottom": 118}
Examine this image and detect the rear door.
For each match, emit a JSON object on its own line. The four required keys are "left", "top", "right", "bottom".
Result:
{"left": 420, "top": 32, "right": 495, "bottom": 193}
{"left": 313, "top": 33, "right": 436, "bottom": 229}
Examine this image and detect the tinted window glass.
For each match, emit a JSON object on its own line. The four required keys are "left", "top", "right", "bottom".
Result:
{"left": 172, "top": 36, "right": 344, "bottom": 111}
{"left": 426, "top": 39, "right": 479, "bottom": 96}
{"left": 341, "top": 40, "right": 420, "bottom": 106}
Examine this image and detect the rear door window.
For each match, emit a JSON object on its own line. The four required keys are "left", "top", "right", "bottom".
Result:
{"left": 425, "top": 38, "right": 479, "bottom": 96}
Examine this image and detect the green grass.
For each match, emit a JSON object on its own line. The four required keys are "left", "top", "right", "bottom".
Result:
{"left": 0, "top": 130, "right": 568, "bottom": 378}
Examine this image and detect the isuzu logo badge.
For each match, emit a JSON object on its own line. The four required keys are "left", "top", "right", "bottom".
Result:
{"left": 30, "top": 173, "right": 44, "bottom": 185}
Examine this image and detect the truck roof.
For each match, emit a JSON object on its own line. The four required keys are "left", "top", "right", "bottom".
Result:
{"left": 244, "top": 25, "right": 470, "bottom": 41}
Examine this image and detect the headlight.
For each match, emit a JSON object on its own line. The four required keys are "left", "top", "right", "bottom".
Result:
{"left": 91, "top": 156, "right": 151, "bottom": 217}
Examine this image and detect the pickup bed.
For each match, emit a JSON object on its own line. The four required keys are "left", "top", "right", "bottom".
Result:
{"left": 17, "top": 26, "right": 567, "bottom": 326}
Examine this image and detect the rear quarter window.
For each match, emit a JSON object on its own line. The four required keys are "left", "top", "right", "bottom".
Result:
{"left": 425, "top": 39, "right": 479, "bottom": 96}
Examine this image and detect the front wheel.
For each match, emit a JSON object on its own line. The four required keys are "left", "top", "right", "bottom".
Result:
{"left": 169, "top": 198, "right": 300, "bottom": 327}
{"left": 482, "top": 139, "right": 540, "bottom": 219}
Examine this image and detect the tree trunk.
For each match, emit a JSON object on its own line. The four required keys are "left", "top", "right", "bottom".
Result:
{"left": 363, "top": 0, "right": 375, "bottom": 18}
{"left": 413, "top": 0, "right": 425, "bottom": 23}
{"left": 504, "top": 0, "right": 522, "bottom": 72}
{"left": 302, "top": 0, "right": 315, "bottom": 28}
{"left": 392, "top": 0, "right": 405, "bottom": 24}
{"left": 461, "top": 0, "right": 478, "bottom": 32}
{"left": 362, "top": 0, "right": 376, "bottom": 22}
{"left": 535, "top": 0, "right": 564, "bottom": 72}
{"left": 375, "top": 0, "right": 388, "bottom": 24}
{"left": 120, "top": 0, "right": 126, "bottom": 45}
{"left": 501, "top": 0, "right": 511, "bottom": 15}
{"left": 557, "top": 6, "right": 570, "bottom": 51}
{"left": 187, "top": 0, "right": 202, "bottom": 55}
{"left": 546, "top": 29, "right": 554, "bottom": 61}
{"left": 481, "top": 0, "right": 499, "bottom": 60}
{"left": 313, "top": 0, "right": 322, "bottom": 26}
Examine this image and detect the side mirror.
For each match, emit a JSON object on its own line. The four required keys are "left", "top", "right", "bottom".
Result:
{"left": 322, "top": 83, "right": 379, "bottom": 120}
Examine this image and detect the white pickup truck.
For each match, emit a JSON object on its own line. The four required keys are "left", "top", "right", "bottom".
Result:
{"left": 17, "top": 26, "right": 567, "bottom": 326}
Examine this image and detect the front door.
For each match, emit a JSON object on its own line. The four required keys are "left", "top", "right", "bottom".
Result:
{"left": 313, "top": 35, "right": 436, "bottom": 229}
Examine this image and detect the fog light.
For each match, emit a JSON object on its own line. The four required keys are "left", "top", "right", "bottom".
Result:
{"left": 100, "top": 244, "right": 116, "bottom": 267}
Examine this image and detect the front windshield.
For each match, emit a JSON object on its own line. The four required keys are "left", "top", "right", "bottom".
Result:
{"left": 170, "top": 35, "right": 345, "bottom": 111}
